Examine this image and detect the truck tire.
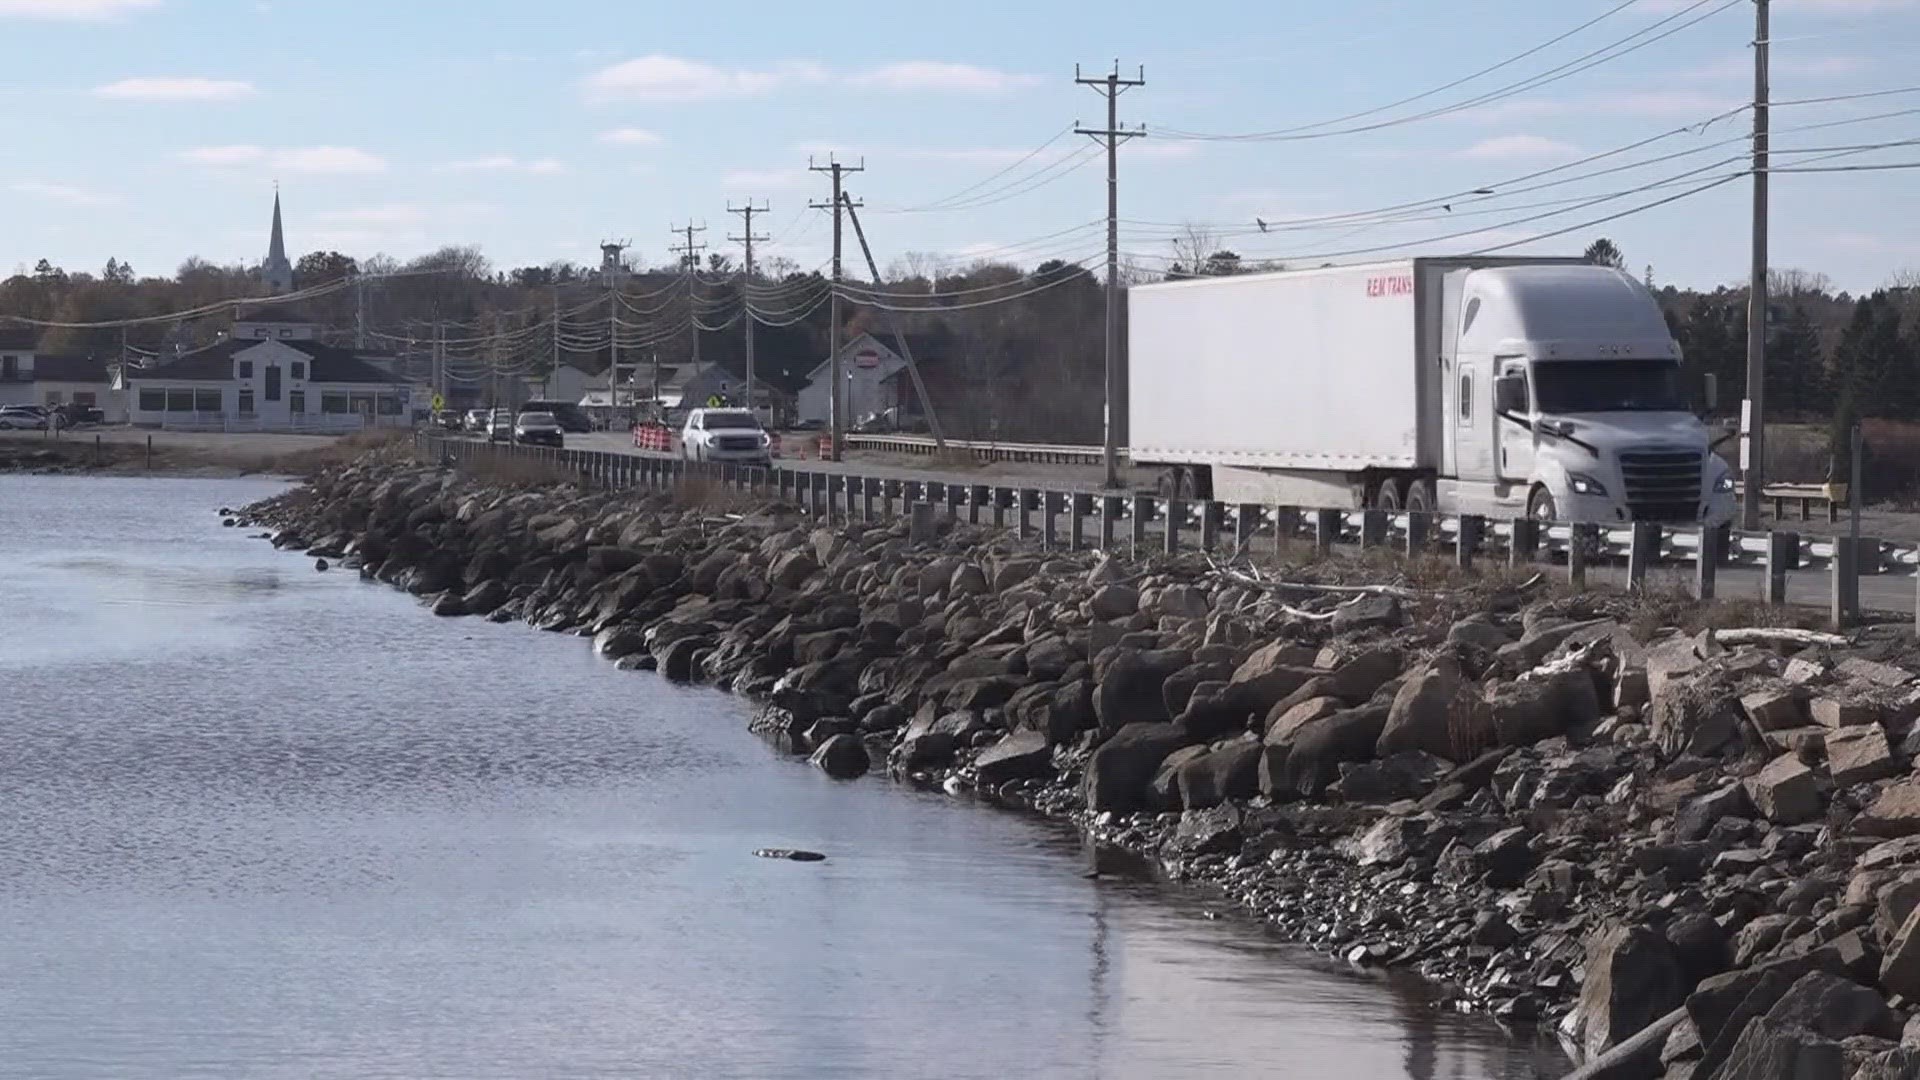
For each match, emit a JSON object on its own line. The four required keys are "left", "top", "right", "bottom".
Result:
{"left": 1405, "top": 478, "right": 1436, "bottom": 514}
{"left": 1155, "top": 468, "right": 1184, "bottom": 500}
{"left": 1372, "top": 476, "right": 1405, "bottom": 511}
{"left": 1527, "top": 486, "right": 1558, "bottom": 524}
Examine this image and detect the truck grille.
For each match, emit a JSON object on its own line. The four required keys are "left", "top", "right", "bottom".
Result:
{"left": 716, "top": 436, "right": 761, "bottom": 452}
{"left": 1619, "top": 448, "right": 1702, "bottom": 521}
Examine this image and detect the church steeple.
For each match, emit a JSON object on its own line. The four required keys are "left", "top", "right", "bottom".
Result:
{"left": 261, "top": 187, "right": 294, "bottom": 294}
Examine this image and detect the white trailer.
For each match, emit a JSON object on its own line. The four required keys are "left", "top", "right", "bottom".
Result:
{"left": 1127, "top": 257, "right": 1735, "bottom": 526}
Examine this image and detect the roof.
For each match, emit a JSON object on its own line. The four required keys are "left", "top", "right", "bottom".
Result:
{"left": 129, "top": 338, "right": 399, "bottom": 384}
{"left": 30, "top": 355, "right": 111, "bottom": 383}
{"left": 804, "top": 331, "right": 950, "bottom": 381}
{"left": 233, "top": 303, "right": 313, "bottom": 325}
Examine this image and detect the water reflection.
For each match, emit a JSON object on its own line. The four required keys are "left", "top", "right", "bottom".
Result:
{"left": 0, "top": 476, "right": 1566, "bottom": 1079}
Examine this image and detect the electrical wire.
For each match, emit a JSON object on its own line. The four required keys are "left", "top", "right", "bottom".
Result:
{"left": 880, "top": 124, "right": 1080, "bottom": 213}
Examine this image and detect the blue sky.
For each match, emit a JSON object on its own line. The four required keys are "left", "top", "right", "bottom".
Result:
{"left": 2, "top": 0, "right": 1918, "bottom": 292}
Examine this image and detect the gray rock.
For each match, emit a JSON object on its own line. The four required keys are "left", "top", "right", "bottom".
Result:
{"left": 1330, "top": 593, "right": 1402, "bottom": 634}
{"left": 1744, "top": 753, "right": 1824, "bottom": 826}
{"left": 1652, "top": 669, "right": 1744, "bottom": 759}
{"left": 1571, "top": 924, "right": 1688, "bottom": 1059}
{"left": 973, "top": 730, "right": 1054, "bottom": 785}
{"left": 1175, "top": 739, "right": 1261, "bottom": 809}
{"left": 1858, "top": 782, "right": 1920, "bottom": 839}
{"left": 1277, "top": 703, "right": 1391, "bottom": 798}
{"left": 949, "top": 562, "right": 989, "bottom": 597}
{"left": 1088, "top": 583, "right": 1140, "bottom": 620}
{"left": 1675, "top": 783, "right": 1755, "bottom": 842}
{"left": 1709, "top": 1020, "right": 1846, "bottom": 1080}
{"left": 1879, "top": 904, "right": 1920, "bottom": 1000}
{"left": 1829, "top": 724, "right": 1897, "bottom": 785}
{"left": 1083, "top": 722, "right": 1196, "bottom": 812}
{"left": 1377, "top": 657, "right": 1462, "bottom": 761}
{"left": 1166, "top": 803, "right": 1242, "bottom": 857}
{"left": 1742, "top": 684, "right": 1808, "bottom": 732}
{"left": 809, "top": 734, "right": 870, "bottom": 779}
{"left": 768, "top": 549, "right": 819, "bottom": 590}
{"left": 1759, "top": 971, "right": 1899, "bottom": 1042}
{"left": 1488, "top": 669, "right": 1602, "bottom": 747}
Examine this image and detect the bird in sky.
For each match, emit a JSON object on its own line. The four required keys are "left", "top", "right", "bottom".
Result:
{"left": 1256, "top": 218, "right": 1269, "bottom": 233}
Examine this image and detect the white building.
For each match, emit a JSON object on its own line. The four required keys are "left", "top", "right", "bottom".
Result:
{"left": 795, "top": 333, "right": 908, "bottom": 427}
{"left": 123, "top": 306, "right": 408, "bottom": 431}
{"left": 0, "top": 331, "right": 126, "bottom": 420}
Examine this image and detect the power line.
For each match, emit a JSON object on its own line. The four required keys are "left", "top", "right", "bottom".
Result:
{"left": 883, "top": 124, "right": 1079, "bottom": 213}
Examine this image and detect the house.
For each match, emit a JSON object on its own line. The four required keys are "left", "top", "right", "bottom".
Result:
{"left": 0, "top": 331, "right": 126, "bottom": 420}
{"left": 123, "top": 305, "right": 408, "bottom": 431}
{"left": 796, "top": 332, "right": 944, "bottom": 427}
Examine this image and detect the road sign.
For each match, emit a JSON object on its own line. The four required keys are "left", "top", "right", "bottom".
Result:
{"left": 431, "top": 393, "right": 445, "bottom": 412}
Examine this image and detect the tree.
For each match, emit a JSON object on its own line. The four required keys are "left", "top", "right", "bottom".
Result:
{"left": 101, "top": 258, "right": 134, "bottom": 284}
{"left": 295, "top": 250, "right": 358, "bottom": 287}
{"left": 1832, "top": 292, "right": 1912, "bottom": 418}
{"left": 1583, "top": 237, "right": 1625, "bottom": 270}
{"left": 32, "top": 258, "right": 64, "bottom": 283}
{"left": 1767, "top": 303, "right": 1826, "bottom": 417}
{"left": 1202, "top": 250, "right": 1244, "bottom": 276}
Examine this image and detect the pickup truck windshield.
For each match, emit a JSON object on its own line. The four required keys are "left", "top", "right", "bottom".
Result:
{"left": 1533, "top": 360, "right": 1687, "bottom": 413}
{"left": 702, "top": 411, "right": 761, "bottom": 430}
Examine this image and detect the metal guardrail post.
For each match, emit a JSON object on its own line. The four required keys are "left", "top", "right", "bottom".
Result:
{"left": 1568, "top": 524, "right": 1591, "bottom": 589}
{"left": 1405, "top": 511, "right": 1430, "bottom": 556}
{"left": 969, "top": 484, "right": 988, "bottom": 526}
{"left": 1359, "top": 509, "right": 1387, "bottom": 549}
{"left": 1100, "top": 495, "right": 1120, "bottom": 551}
{"left": 1457, "top": 515, "right": 1484, "bottom": 569}
{"left": 945, "top": 482, "right": 963, "bottom": 521}
{"left": 1272, "top": 506, "right": 1298, "bottom": 558}
{"left": 1071, "top": 493, "right": 1092, "bottom": 551}
{"left": 1833, "top": 535, "right": 1858, "bottom": 629}
{"left": 1314, "top": 508, "right": 1340, "bottom": 557}
{"left": 1041, "top": 491, "right": 1060, "bottom": 550}
{"left": 1694, "top": 525, "right": 1721, "bottom": 600}
{"left": 1199, "top": 502, "right": 1220, "bottom": 552}
{"left": 1016, "top": 488, "right": 1034, "bottom": 541}
{"left": 992, "top": 487, "right": 1008, "bottom": 529}
{"left": 1164, "top": 497, "right": 1184, "bottom": 555}
{"left": 1627, "top": 522, "right": 1660, "bottom": 591}
{"left": 1765, "top": 531, "right": 1795, "bottom": 604}
{"left": 1130, "top": 495, "right": 1150, "bottom": 557}
{"left": 1234, "top": 503, "right": 1259, "bottom": 553}
{"left": 859, "top": 476, "right": 874, "bottom": 521}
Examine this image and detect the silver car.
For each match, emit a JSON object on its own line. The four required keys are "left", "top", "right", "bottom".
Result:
{"left": 680, "top": 408, "right": 771, "bottom": 465}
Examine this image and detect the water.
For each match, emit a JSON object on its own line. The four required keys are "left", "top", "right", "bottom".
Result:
{"left": 0, "top": 475, "right": 1567, "bottom": 1080}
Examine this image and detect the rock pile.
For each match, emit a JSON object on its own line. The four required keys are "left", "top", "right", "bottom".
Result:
{"left": 248, "top": 456, "right": 1920, "bottom": 1077}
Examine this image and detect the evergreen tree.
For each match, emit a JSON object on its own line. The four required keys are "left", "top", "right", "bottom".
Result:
{"left": 1767, "top": 304, "right": 1825, "bottom": 417}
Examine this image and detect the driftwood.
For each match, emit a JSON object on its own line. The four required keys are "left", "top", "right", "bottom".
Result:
{"left": 1519, "top": 639, "right": 1607, "bottom": 683}
{"left": 1209, "top": 557, "right": 1419, "bottom": 599}
{"left": 1558, "top": 1006, "right": 1686, "bottom": 1080}
{"left": 1709, "top": 628, "right": 1849, "bottom": 649}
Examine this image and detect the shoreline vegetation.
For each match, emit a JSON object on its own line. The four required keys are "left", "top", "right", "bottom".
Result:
{"left": 0, "top": 428, "right": 380, "bottom": 477}
{"left": 232, "top": 444, "right": 1920, "bottom": 1078}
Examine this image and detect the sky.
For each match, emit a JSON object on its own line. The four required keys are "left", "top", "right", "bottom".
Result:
{"left": 1, "top": 0, "right": 1918, "bottom": 293}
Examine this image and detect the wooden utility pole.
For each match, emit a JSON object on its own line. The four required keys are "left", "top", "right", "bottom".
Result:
{"left": 670, "top": 222, "right": 708, "bottom": 368}
{"left": 729, "top": 200, "right": 770, "bottom": 418}
{"left": 1742, "top": 0, "right": 1771, "bottom": 529}
{"left": 810, "top": 156, "right": 863, "bottom": 461}
{"left": 841, "top": 192, "right": 948, "bottom": 451}
{"left": 1076, "top": 62, "right": 1145, "bottom": 490}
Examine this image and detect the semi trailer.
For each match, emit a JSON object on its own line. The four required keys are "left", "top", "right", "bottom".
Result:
{"left": 1126, "top": 256, "right": 1735, "bottom": 525}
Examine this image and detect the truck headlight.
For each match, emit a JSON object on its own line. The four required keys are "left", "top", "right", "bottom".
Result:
{"left": 1567, "top": 472, "right": 1608, "bottom": 497}
{"left": 1714, "top": 473, "right": 1736, "bottom": 493}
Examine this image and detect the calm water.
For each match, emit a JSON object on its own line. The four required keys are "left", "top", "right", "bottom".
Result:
{"left": 0, "top": 475, "right": 1566, "bottom": 1080}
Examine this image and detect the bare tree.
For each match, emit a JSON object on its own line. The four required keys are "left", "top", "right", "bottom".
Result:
{"left": 1168, "top": 223, "right": 1221, "bottom": 277}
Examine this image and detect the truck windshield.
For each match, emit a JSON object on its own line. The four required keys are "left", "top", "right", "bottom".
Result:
{"left": 1533, "top": 360, "right": 1687, "bottom": 413}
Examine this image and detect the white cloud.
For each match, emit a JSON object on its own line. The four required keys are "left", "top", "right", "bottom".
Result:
{"left": 584, "top": 55, "right": 827, "bottom": 104}
{"left": 8, "top": 180, "right": 110, "bottom": 205}
{"left": 598, "top": 127, "right": 663, "bottom": 146}
{"left": 177, "top": 145, "right": 387, "bottom": 174}
{"left": 1456, "top": 135, "right": 1585, "bottom": 161}
{"left": 851, "top": 61, "right": 1036, "bottom": 94}
{"left": 447, "top": 155, "right": 565, "bottom": 174}
{"left": 0, "top": 0, "right": 158, "bottom": 18}
{"left": 94, "top": 76, "right": 256, "bottom": 101}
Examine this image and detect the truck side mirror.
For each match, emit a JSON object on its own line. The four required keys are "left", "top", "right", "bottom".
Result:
{"left": 1494, "top": 375, "right": 1527, "bottom": 414}
{"left": 1703, "top": 373, "right": 1719, "bottom": 412}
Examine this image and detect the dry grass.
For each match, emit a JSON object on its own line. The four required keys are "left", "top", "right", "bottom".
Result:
{"left": 270, "top": 429, "right": 417, "bottom": 475}
{"left": 1621, "top": 581, "right": 1826, "bottom": 642}
{"left": 456, "top": 451, "right": 581, "bottom": 488}
{"left": 670, "top": 471, "right": 760, "bottom": 513}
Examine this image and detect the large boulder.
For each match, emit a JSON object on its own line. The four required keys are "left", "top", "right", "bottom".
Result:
{"left": 809, "top": 734, "right": 870, "bottom": 779}
{"left": 1174, "top": 739, "right": 1262, "bottom": 810}
{"left": 1376, "top": 657, "right": 1463, "bottom": 760}
{"left": 1083, "top": 722, "right": 1197, "bottom": 812}
{"left": 1758, "top": 972, "right": 1899, "bottom": 1042}
{"left": 1857, "top": 782, "right": 1920, "bottom": 839}
{"left": 1675, "top": 783, "right": 1755, "bottom": 842}
{"left": 1006, "top": 679, "right": 1095, "bottom": 746}
{"left": 1277, "top": 703, "right": 1391, "bottom": 798}
{"left": 1651, "top": 668, "right": 1744, "bottom": 759}
{"left": 768, "top": 549, "right": 819, "bottom": 590}
{"left": 1829, "top": 724, "right": 1897, "bottom": 785}
{"left": 1569, "top": 924, "right": 1688, "bottom": 1060}
{"left": 1488, "top": 669, "right": 1603, "bottom": 747}
{"left": 1744, "top": 753, "right": 1824, "bottom": 826}
{"left": 1709, "top": 1020, "right": 1846, "bottom": 1080}
{"left": 1330, "top": 593, "right": 1401, "bottom": 634}
{"left": 973, "top": 731, "right": 1054, "bottom": 785}
{"left": 1092, "top": 649, "right": 1188, "bottom": 735}
{"left": 1088, "top": 583, "right": 1140, "bottom": 620}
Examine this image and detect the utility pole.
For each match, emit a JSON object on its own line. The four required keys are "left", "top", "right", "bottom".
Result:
{"left": 670, "top": 222, "right": 708, "bottom": 369}
{"left": 1077, "top": 62, "right": 1145, "bottom": 491}
{"left": 810, "top": 156, "right": 864, "bottom": 461}
{"left": 433, "top": 322, "right": 443, "bottom": 409}
{"left": 729, "top": 199, "right": 770, "bottom": 421}
{"left": 600, "top": 240, "right": 630, "bottom": 416}
{"left": 354, "top": 274, "right": 367, "bottom": 350}
{"left": 551, "top": 288, "right": 561, "bottom": 401}
{"left": 1742, "top": 0, "right": 1770, "bottom": 529}
{"left": 842, "top": 191, "right": 948, "bottom": 452}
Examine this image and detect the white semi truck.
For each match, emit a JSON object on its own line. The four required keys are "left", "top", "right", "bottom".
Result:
{"left": 1126, "top": 256, "right": 1736, "bottom": 526}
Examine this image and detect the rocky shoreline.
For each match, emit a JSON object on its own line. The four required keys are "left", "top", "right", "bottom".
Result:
{"left": 245, "top": 451, "right": 1920, "bottom": 1079}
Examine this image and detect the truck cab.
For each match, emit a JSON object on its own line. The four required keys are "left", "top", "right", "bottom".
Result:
{"left": 1439, "top": 265, "right": 1735, "bottom": 525}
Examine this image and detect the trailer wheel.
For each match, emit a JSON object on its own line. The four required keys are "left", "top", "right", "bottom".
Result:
{"left": 1155, "top": 468, "right": 1184, "bottom": 500}
{"left": 1371, "top": 476, "right": 1405, "bottom": 511}
{"left": 1404, "top": 478, "right": 1436, "bottom": 514}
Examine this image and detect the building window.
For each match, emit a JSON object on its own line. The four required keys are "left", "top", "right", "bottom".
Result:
{"left": 238, "top": 390, "right": 255, "bottom": 416}
{"left": 166, "top": 388, "right": 197, "bottom": 413}
{"left": 279, "top": 328, "right": 295, "bottom": 338}
{"left": 139, "top": 389, "right": 166, "bottom": 412}
{"left": 239, "top": 360, "right": 254, "bottom": 379}
{"left": 350, "top": 392, "right": 376, "bottom": 416}
{"left": 289, "top": 390, "right": 305, "bottom": 414}
{"left": 254, "top": 329, "right": 269, "bottom": 339}
{"left": 1, "top": 356, "right": 15, "bottom": 380}
{"left": 195, "top": 389, "right": 222, "bottom": 413}
{"left": 376, "top": 394, "right": 401, "bottom": 416}
{"left": 321, "top": 392, "right": 350, "bottom": 414}
{"left": 291, "top": 362, "right": 306, "bottom": 381}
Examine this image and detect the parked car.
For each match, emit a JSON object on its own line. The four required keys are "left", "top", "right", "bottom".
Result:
{"left": 487, "top": 408, "right": 515, "bottom": 443}
{"left": 518, "top": 399, "right": 592, "bottom": 434}
{"left": 680, "top": 408, "right": 771, "bottom": 466}
{"left": 465, "top": 408, "right": 490, "bottom": 433}
{"left": 792, "top": 418, "right": 826, "bottom": 432}
{"left": 0, "top": 405, "right": 49, "bottom": 430}
{"left": 434, "top": 410, "right": 464, "bottom": 431}
{"left": 513, "top": 411, "right": 564, "bottom": 448}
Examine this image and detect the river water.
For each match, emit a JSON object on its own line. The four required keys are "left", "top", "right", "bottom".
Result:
{"left": 0, "top": 475, "right": 1568, "bottom": 1080}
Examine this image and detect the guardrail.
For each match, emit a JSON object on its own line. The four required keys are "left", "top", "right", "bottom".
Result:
{"left": 418, "top": 433, "right": 1918, "bottom": 628}
{"left": 843, "top": 433, "right": 1106, "bottom": 465}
